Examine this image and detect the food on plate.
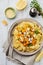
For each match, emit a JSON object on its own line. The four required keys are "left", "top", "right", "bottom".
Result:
{"left": 35, "top": 51, "right": 43, "bottom": 62}
{"left": 16, "top": 0, "right": 27, "bottom": 10}
{"left": 12, "top": 21, "right": 43, "bottom": 52}
{"left": 2, "top": 20, "right": 8, "bottom": 26}
{"left": 5, "top": 7, "right": 16, "bottom": 19}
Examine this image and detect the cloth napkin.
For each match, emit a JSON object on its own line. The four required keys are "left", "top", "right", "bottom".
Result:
{"left": 3, "top": 40, "right": 41, "bottom": 65}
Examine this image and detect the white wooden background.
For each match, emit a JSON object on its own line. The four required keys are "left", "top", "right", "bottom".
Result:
{"left": 0, "top": 0, "right": 43, "bottom": 65}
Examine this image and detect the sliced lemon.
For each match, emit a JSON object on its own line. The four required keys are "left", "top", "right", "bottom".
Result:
{"left": 16, "top": 0, "right": 27, "bottom": 10}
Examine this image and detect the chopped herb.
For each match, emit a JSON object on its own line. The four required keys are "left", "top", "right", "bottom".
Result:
{"left": 35, "top": 30, "right": 39, "bottom": 34}
{"left": 17, "top": 38, "right": 20, "bottom": 40}
{"left": 28, "top": 43, "right": 33, "bottom": 46}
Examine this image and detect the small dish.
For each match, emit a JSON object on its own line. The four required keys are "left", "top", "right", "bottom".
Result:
{"left": 5, "top": 7, "right": 16, "bottom": 19}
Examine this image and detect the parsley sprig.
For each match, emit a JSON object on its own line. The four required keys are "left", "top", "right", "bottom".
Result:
{"left": 30, "top": 0, "right": 43, "bottom": 16}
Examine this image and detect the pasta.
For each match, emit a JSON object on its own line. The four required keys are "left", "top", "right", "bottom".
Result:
{"left": 12, "top": 21, "right": 43, "bottom": 52}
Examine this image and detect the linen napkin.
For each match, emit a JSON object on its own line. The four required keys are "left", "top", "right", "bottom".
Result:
{"left": 3, "top": 40, "right": 41, "bottom": 65}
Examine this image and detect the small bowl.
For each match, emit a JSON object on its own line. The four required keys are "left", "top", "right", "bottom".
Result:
{"left": 5, "top": 7, "right": 16, "bottom": 19}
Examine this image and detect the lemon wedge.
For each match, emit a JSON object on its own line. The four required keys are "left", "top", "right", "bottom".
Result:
{"left": 16, "top": 0, "right": 27, "bottom": 10}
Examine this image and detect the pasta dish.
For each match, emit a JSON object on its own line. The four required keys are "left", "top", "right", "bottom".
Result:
{"left": 12, "top": 21, "right": 43, "bottom": 52}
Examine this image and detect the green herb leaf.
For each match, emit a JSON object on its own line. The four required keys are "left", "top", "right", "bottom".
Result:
{"left": 30, "top": 0, "right": 43, "bottom": 16}
{"left": 17, "top": 38, "right": 20, "bottom": 40}
{"left": 28, "top": 43, "right": 33, "bottom": 46}
{"left": 35, "top": 30, "right": 39, "bottom": 34}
